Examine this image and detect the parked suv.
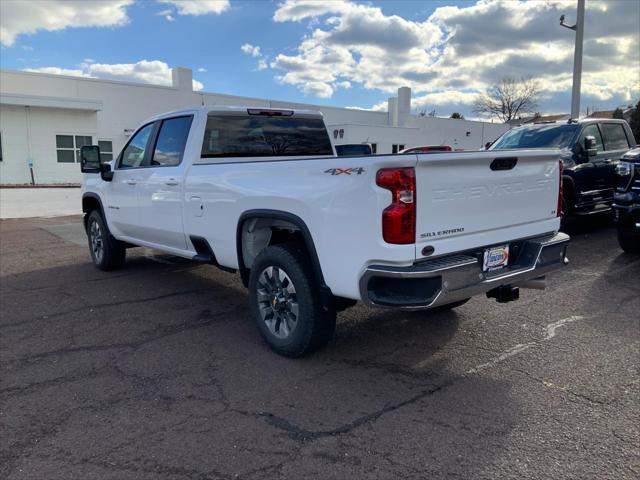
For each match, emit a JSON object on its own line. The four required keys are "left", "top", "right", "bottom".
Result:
{"left": 490, "top": 119, "right": 636, "bottom": 217}
{"left": 614, "top": 148, "right": 640, "bottom": 253}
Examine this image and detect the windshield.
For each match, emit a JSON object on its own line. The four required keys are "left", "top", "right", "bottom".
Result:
{"left": 201, "top": 115, "right": 333, "bottom": 157}
{"left": 491, "top": 124, "right": 579, "bottom": 149}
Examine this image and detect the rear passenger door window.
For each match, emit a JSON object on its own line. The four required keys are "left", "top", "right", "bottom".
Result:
{"left": 119, "top": 123, "right": 154, "bottom": 169}
{"left": 151, "top": 116, "right": 193, "bottom": 167}
{"left": 601, "top": 123, "right": 630, "bottom": 151}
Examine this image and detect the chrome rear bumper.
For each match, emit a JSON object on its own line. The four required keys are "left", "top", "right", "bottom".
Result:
{"left": 359, "top": 232, "right": 570, "bottom": 310}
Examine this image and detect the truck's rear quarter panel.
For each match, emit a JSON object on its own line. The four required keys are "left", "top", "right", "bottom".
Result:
{"left": 184, "top": 155, "right": 418, "bottom": 299}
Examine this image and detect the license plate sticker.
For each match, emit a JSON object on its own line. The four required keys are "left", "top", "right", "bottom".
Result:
{"left": 483, "top": 245, "right": 509, "bottom": 272}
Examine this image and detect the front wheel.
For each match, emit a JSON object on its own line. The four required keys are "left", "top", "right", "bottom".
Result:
{"left": 618, "top": 225, "right": 640, "bottom": 254}
{"left": 248, "top": 243, "right": 336, "bottom": 357}
{"left": 86, "top": 210, "right": 126, "bottom": 270}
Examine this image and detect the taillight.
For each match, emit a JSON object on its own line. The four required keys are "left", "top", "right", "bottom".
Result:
{"left": 557, "top": 159, "right": 564, "bottom": 217}
{"left": 376, "top": 167, "right": 416, "bottom": 244}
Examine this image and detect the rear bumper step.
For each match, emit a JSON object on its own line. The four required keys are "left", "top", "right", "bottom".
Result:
{"left": 359, "top": 232, "right": 570, "bottom": 310}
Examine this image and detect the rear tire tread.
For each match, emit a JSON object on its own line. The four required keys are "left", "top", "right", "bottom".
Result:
{"left": 249, "top": 243, "right": 336, "bottom": 357}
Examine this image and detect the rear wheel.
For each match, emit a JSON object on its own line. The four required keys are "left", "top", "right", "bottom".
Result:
{"left": 86, "top": 210, "right": 126, "bottom": 270}
{"left": 249, "top": 243, "right": 336, "bottom": 357}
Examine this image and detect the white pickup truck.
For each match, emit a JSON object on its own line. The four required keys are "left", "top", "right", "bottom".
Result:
{"left": 80, "top": 106, "right": 569, "bottom": 357}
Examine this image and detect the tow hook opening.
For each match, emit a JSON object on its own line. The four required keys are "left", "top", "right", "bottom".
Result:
{"left": 486, "top": 285, "right": 520, "bottom": 303}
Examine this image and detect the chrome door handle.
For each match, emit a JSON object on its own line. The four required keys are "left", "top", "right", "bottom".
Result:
{"left": 603, "top": 158, "right": 612, "bottom": 163}
{"left": 165, "top": 179, "right": 179, "bottom": 186}
{"left": 126, "top": 179, "right": 137, "bottom": 185}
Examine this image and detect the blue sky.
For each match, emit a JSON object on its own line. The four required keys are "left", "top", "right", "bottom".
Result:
{"left": 1, "top": 0, "right": 638, "bottom": 119}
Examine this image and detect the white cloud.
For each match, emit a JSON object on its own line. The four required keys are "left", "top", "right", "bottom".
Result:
{"left": 269, "top": 0, "right": 639, "bottom": 115}
{"left": 273, "top": 0, "right": 351, "bottom": 22}
{"left": 0, "top": 0, "right": 133, "bottom": 47}
{"left": 197, "top": 67, "right": 208, "bottom": 72}
{"left": 241, "top": 43, "right": 271, "bottom": 72}
{"left": 241, "top": 43, "right": 262, "bottom": 58}
{"left": 157, "top": 0, "right": 230, "bottom": 16}
{"left": 157, "top": 9, "right": 175, "bottom": 21}
{"left": 25, "top": 60, "right": 204, "bottom": 91}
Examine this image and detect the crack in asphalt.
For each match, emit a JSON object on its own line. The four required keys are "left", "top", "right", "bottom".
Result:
{"left": 2, "top": 304, "right": 238, "bottom": 369}
{"left": 231, "top": 382, "right": 450, "bottom": 442}
{"left": 0, "top": 288, "right": 212, "bottom": 329}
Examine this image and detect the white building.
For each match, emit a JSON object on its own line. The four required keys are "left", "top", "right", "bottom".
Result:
{"left": 0, "top": 68, "right": 508, "bottom": 185}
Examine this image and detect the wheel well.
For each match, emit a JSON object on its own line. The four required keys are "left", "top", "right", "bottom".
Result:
{"left": 239, "top": 217, "right": 304, "bottom": 274}
{"left": 236, "top": 212, "right": 328, "bottom": 297}
{"left": 82, "top": 195, "right": 103, "bottom": 230}
{"left": 82, "top": 196, "right": 101, "bottom": 214}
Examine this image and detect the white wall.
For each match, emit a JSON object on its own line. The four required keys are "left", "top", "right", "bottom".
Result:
{"left": 0, "top": 105, "right": 31, "bottom": 184}
{"left": 0, "top": 104, "right": 97, "bottom": 184}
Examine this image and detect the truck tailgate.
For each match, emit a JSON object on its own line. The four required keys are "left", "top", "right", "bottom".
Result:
{"left": 414, "top": 149, "right": 561, "bottom": 259}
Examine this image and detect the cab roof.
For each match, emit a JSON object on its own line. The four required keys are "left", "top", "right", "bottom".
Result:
{"left": 147, "top": 105, "right": 324, "bottom": 123}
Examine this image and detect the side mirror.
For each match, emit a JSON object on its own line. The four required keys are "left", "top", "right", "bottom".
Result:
{"left": 80, "top": 145, "right": 101, "bottom": 173}
{"left": 584, "top": 136, "right": 598, "bottom": 157}
{"left": 100, "top": 162, "right": 114, "bottom": 182}
{"left": 484, "top": 141, "right": 493, "bottom": 150}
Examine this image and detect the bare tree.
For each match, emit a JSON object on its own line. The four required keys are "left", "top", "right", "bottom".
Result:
{"left": 473, "top": 77, "right": 540, "bottom": 122}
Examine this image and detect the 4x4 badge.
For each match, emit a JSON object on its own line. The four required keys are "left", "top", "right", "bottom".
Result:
{"left": 324, "top": 168, "right": 365, "bottom": 176}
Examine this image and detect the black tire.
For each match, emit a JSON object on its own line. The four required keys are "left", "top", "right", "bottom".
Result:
{"left": 431, "top": 298, "right": 470, "bottom": 311}
{"left": 248, "top": 243, "right": 336, "bottom": 357}
{"left": 618, "top": 226, "right": 640, "bottom": 254}
{"left": 86, "top": 209, "right": 126, "bottom": 270}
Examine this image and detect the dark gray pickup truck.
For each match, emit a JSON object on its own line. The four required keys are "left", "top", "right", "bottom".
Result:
{"left": 491, "top": 119, "right": 636, "bottom": 219}
{"left": 614, "top": 148, "right": 640, "bottom": 253}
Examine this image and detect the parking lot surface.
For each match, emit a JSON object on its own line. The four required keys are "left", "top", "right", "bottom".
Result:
{"left": 1, "top": 215, "right": 638, "bottom": 479}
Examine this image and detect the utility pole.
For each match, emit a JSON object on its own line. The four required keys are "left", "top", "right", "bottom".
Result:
{"left": 560, "top": 0, "right": 586, "bottom": 119}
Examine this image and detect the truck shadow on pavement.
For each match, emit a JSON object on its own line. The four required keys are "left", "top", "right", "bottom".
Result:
{"left": 1, "top": 253, "right": 522, "bottom": 479}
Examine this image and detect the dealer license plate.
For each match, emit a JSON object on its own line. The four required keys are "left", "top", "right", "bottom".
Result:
{"left": 483, "top": 245, "right": 509, "bottom": 272}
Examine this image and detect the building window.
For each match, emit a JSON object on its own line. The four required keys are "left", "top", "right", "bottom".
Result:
{"left": 56, "top": 135, "right": 92, "bottom": 163}
{"left": 98, "top": 140, "right": 114, "bottom": 163}
{"left": 370, "top": 143, "right": 377, "bottom": 154}
{"left": 392, "top": 144, "right": 405, "bottom": 154}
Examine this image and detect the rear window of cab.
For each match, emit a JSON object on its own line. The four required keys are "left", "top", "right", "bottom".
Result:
{"left": 201, "top": 115, "right": 333, "bottom": 158}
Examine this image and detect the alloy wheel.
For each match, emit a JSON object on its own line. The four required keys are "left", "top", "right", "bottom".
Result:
{"left": 89, "top": 218, "right": 104, "bottom": 264}
{"left": 256, "top": 266, "right": 299, "bottom": 339}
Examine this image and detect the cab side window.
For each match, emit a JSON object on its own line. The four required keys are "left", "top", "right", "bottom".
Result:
{"left": 119, "top": 123, "right": 155, "bottom": 169}
{"left": 601, "top": 123, "right": 630, "bottom": 151}
{"left": 579, "top": 124, "right": 604, "bottom": 152}
{"left": 151, "top": 116, "right": 193, "bottom": 167}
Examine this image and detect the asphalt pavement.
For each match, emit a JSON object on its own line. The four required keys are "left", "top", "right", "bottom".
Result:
{"left": 1, "top": 215, "right": 638, "bottom": 479}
